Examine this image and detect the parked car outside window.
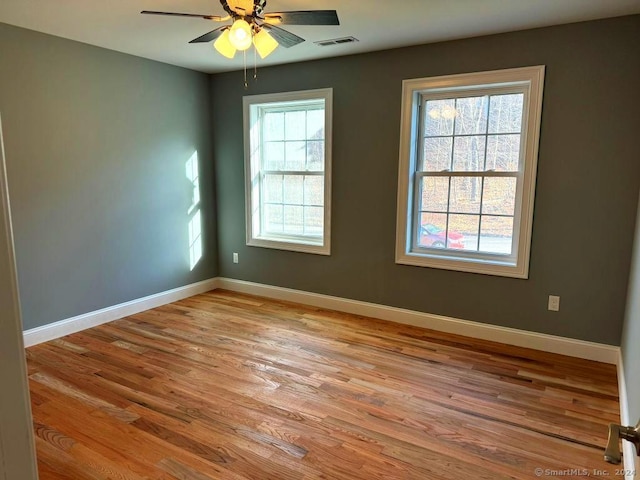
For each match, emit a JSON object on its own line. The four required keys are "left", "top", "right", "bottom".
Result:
{"left": 419, "top": 224, "right": 464, "bottom": 249}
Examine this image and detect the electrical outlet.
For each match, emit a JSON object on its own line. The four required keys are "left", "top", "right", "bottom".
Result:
{"left": 548, "top": 295, "right": 560, "bottom": 312}
{"left": 232, "top": 252, "right": 239, "bottom": 264}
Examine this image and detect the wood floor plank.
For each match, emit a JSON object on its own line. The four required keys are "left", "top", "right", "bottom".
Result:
{"left": 28, "top": 290, "right": 622, "bottom": 479}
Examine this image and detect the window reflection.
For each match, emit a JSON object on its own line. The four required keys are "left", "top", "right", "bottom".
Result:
{"left": 186, "top": 152, "right": 202, "bottom": 270}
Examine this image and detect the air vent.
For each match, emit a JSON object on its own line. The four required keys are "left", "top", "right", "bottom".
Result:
{"left": 315, "top": 36, "right": 359, "bottom": 47}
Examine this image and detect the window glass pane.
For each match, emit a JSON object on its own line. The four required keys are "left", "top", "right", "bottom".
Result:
{"left": 307, "top": 109, "right": 324, "bottom": 139}
{"left": 421, "top": 177, "right": 449, "bottom": 212}
{"left": 283, "top": 175, "right": 303, "bottom": 204}
{"left": 307, "top": 141, "right": 324, "bottom": 171}
{"left": 480, "top": 216, "right": 514, "bottom": 254}
{"left": 283, "top": 205, "right": 304, "bottom": 234}
{"left": 454, "top": 96, "right": 488, "bottom": 135}
{"left": 285, "top": 142, "right": 306, "bottom": 170}
{"left": 304, "top": 206, "right": 324, "bottom": 236}
{"left": 488, "top": 94, "right": 523, "bottom": 134}
{"left": 486, "top": 135, "right": 520, "bottom": 172}
{"left": 453, "top": 136, "right": 486, "bottom": 171}
{"left": 264, "top": 111, "right": 284, "bottom": 141}
{"left": 450, "top": 177, "right": 482, "bottom": 214}
{"left": 417, "top": 213, "right": 447, "bottom": 249}
{"left": 264, "top": 174, "right": 283, "bottom": 203}
{"left": 482, "top": 178, "right": 517, "bottom": 216}
{"left": 264, "top": 142, "right": 284, "bottom": 170}
{"left": 264, "top": 204, "right": 283, "bottom": 233}
{"left": 423, "top": 137, "right": 452, "bottom": 172}
{"left": 448, "top": 214, "right": 478, "bottom": 251}
{"left": 424, "top": 99, "right": 455, "bottom": 137}
{"left": 304, "top": 176, "right": 324, "bottom": 206}
{"left": 285, "top": 111, "right": 306, "bottom": 140}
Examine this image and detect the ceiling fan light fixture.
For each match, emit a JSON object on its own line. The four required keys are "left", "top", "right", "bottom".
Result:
{"left": 253, "top": 29, "right": 279, "bottom": 58}
{"left": 228, "top": 18, "right": 253, "bottom": 51}
{"left": 141, "top": 4, "right": 340, "bottom": 63}
{"left": 213, "top": 29, "right": 237, "bottom": 58}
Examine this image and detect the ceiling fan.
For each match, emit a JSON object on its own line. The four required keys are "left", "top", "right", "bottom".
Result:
{"left": 141, "top": 0, "right": 340, "bottom": 59}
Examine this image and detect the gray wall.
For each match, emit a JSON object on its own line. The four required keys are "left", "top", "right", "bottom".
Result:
{"left": 0, "top": 23, "right": 218, "bottom": 330}
{"left": 622, "top": 191, "right": 640, "bottom": 426}
{"left": 212, "top": 15, "right": 640, "bottom": 345}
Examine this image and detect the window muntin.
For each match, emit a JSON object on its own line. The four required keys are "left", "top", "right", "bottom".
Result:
{"left": 244, "top": 89, "right": 332, "bottom": 255}
{"left": 396, "top": 67, "right": 545, "bottom": 278}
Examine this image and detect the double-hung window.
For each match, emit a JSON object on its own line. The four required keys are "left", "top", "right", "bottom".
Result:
{"left": 244, "top": 89, "right": 332, "bottom": 255}
{"left": 396, "top": 67, "right": 545, "bottom": 278}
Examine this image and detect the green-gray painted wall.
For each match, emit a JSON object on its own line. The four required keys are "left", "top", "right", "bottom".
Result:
{"left": 212, "top": 15, "right": 640, "bottom": 346}
{"left": 0, "top": 23, "right": 218, "bottom": 330}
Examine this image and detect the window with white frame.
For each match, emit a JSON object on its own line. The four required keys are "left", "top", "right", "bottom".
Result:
{"left": 396, "top": 67, "right": 545, "bottom": 278}
{"left": 244, "top": 89, "right": 332, "bottom": 255}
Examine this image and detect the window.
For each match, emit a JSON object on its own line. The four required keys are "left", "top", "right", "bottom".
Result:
{"left": 396, "top": 66, "right": 545, "bottom": 278}
{"left": 244, "top": 89, "right": 332, "bottom": 255}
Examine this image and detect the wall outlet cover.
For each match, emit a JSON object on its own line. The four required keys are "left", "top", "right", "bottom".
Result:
{"left": 548, "top": 295, "right": 560, "bottom": 312}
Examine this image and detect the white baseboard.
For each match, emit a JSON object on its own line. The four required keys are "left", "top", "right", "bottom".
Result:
{"left": 617, "top": 352, "right": 639, "bottom": 480}
{"left": 23, "top": 278, "right": 219, "bottom": 347}
{"left": 216, "top": 277, "right": 620, "bottom": 365}
{"left": 25, "top": 275, "right": 620, "bottom": 365}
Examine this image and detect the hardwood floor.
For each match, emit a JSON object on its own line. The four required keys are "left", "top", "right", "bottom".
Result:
{"left": 27, "top": 290, "right": 622, "bottom": 479}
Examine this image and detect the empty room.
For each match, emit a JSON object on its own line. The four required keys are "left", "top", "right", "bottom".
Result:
{"left": 1, "top": 1, "right": 640, "bottom": 479}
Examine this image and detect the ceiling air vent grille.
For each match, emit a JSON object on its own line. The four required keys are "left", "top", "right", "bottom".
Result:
{"left": 315, "top": 36, "right": 359, "bottom": 47}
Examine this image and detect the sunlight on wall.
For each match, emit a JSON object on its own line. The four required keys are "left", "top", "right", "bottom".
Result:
{"left": 186, "top": 152, "right": 203, "bottom": 270}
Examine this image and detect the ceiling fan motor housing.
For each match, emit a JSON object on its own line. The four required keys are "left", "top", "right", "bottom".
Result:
{"left": 221, "top": 0, "right": 267, "bottom": 18}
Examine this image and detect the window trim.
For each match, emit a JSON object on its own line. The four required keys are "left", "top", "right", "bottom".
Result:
{"left": 395, "top": 66, "right": 545, "bottom": 278}
{"left": 243, "top": 88, "right": 333, "bottom": 255}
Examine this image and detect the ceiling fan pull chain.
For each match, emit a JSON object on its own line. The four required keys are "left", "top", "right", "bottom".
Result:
{"left": 244, "top": 50, "right": 248, "bottom": 89}
{"left": 254, "top": 46, "right": 258, "bottom": 82}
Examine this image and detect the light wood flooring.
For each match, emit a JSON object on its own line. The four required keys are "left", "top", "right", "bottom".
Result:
{"left": 27, "top": 290, "right": 621, "bottom": 479}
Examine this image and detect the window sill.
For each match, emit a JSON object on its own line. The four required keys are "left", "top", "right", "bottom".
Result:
{"left": 247, "top": 237, "right": 330, "bottom": 256}
{"left": 395, "top": 251, "right": 529, "bottom": 279}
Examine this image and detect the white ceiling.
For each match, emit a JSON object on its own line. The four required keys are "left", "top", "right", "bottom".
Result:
{"left": 1, "top": 0, "right": 640, "bottom": 73}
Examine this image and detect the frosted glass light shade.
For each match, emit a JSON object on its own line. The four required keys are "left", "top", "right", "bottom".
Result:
{"left": 229, "top": 19, "right": 253, "bottom": 51}
{"left": 214, "top": 30, "right": 237, "bottom": 58}
{"left": 253, "top": 29, "right": 278, "bottom": 58}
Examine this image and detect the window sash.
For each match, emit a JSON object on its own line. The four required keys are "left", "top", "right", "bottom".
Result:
{"left": 417, "top": 171, "right": 519, "bottom": 178}
{"left": 411, "top": 171, "right": 520, "bottom": 259}
{"left": 261, "top": 170, "right": 324, "bottom": 176}
{"left": 259, "top": 103, "right": 324, "bottom": 115}
{"left": 258, "top": 170, "right": 324, "bottom": 242}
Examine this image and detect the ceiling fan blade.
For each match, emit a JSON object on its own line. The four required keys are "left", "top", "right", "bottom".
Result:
{"left": 141, "top": 11, "right": 227, "bottom": 21}
{"left": 189, "top": 27, "right": 227, "bottom": 44}
{"left": 263, "top": 10, "right": 339, "bottom": 26}
{"left": 262, "top": 24, "right": 305, "bottom": 48}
